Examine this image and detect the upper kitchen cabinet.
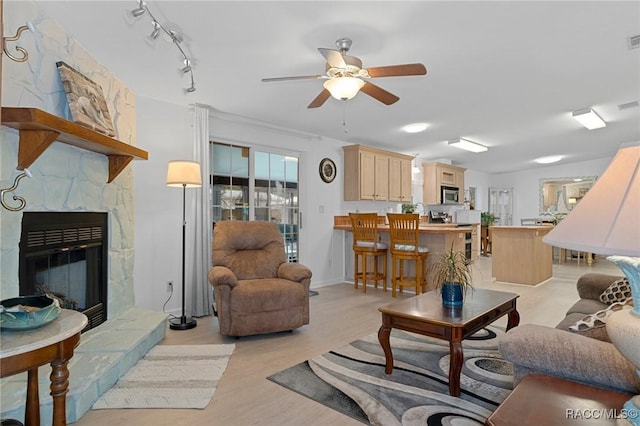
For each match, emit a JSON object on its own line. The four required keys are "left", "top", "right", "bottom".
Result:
{"left": 422, "top": 162, "right": 466, "bottom": 204}
{"left": 388, "top": 156, "right": 412, "bottom": 202}
{"left": 343, "top": 144, "right": 413, "bottom": 202}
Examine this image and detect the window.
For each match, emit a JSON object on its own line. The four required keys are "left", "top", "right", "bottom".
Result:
{"left": 210, "top": 143, "right": 250, "bottom": 222}
{"left": 210, "top": 143, "right": 300, "bottom": 262}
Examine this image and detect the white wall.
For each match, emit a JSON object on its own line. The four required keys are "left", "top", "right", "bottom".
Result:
{"left": 489, "top": 156, "right": 614, "bottom": 223}
{"left": 464, "top": 169, "right": 491, "bottom": 212}
{"left": 133, "top": 97, "right": 191, "bottom": 312}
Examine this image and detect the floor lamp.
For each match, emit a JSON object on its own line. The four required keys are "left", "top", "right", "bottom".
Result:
{"left": 543, "top": 142, "right": 639, "bottom": 425}
{"left": 166, "top": 160, "right": 202, "bottom": 330}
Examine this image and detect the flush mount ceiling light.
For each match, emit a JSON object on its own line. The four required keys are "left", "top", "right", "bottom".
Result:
{"left": 572, "top": 108, "right": 606, "bottom": 130}
{"left": 125, "top": 0, "right": 196, "bottom": 94}
{"left": 535, "top": 155, "right": 563, "bottom": 164}
{"left": 402, "top": 123, "right": 428, "bottom": 133}
{"left": 448, "top": 138, "right": 488, "bottom": 153}
{"left": 323, "top": 77, "right": 365, "bottom": 101}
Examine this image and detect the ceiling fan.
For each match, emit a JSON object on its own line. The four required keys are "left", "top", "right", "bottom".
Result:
{"left": 261, "top": 37, "right": 427, "bottom": 109}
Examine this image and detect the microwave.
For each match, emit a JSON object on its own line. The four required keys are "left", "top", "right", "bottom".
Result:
{"left": 441, "top": 186, "right": 459, "bottom": 204}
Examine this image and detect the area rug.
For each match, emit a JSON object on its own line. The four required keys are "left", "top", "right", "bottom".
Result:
{"left": 268, "top": 327, "right": 512, "bottom": 425}
{"left": 93, "top": 344, "right": 235, "bottom": 409}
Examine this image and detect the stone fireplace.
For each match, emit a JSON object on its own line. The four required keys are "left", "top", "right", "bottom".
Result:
{"left": 19, "top": 212, "right": 108, "bottom": 330}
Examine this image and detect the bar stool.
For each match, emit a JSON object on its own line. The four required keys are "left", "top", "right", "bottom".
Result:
{"left": 387, "top": 213, "right": 429, "bottom": 297}
{"left": 349, "top": 212, "right": 388, "bottom": 293}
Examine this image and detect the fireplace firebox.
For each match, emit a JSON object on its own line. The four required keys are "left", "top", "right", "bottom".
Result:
{"left": 19, "top": 212, "right": 108, "bottom": 331}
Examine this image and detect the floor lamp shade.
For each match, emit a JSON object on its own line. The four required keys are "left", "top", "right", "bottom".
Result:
{"left": 166, "top": 160, "right": 202, "bottom": 188}
{"left": 166, "top": 160, "right": 202, "bottom": 331}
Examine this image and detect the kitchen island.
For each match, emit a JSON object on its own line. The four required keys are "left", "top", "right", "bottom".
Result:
{"left": 491, "top": 225, "right": 553, "bottom": 285}
{"left": 334, "top": 216, "right": 480, "bottom": 288}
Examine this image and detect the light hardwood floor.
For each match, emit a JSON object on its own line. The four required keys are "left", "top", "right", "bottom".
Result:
{"left": 75, "top": 256, "right": 622, "bottom": 426}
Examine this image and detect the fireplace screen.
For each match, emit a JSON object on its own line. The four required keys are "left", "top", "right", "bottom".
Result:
{"left": 19, "top": 212, "right": 108, "bottom": 331}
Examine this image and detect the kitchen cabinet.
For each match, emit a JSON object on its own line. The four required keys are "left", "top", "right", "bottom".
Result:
{"left": 343, "top": 144, "right": 413, "bottom": 201}
{"left": 388, "top": 156, "right": 412, "bottom": 202}
{"left": 422, "top": 162, "right": 466, "bottom": 204}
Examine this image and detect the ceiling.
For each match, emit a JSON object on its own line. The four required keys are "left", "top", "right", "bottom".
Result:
{"left": 33, "top": 1, "right": 640, "bottom": 173}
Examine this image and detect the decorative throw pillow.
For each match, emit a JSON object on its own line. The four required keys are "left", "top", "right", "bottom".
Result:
{"left": 569, "top": 298, "right": 633, "bottom": 342}
{"left": 599, "top": 277, "right": 632, "bottom": 305}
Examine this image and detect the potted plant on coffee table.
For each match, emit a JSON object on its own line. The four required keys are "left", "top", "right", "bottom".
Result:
{"left": 429, "top": 243, "right": 473, "bottom": 307}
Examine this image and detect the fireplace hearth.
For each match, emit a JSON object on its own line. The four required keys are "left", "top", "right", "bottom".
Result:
{"left": 19, "top": 212, "right": 108, "bottom": 331}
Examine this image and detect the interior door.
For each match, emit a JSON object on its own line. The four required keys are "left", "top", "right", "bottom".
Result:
{"left": 489, "top": 187, "right": 513, "bottom": 226}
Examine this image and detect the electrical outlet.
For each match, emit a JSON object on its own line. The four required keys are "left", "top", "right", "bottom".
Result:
{"left": 167, "top": 281, "right": 173, "bottom": 292}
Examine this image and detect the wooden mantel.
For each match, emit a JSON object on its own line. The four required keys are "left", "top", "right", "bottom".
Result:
{"left": 1, "top": 107, "right": 148, "bottom": 183}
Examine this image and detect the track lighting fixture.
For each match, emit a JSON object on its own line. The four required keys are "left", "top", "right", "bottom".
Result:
{"left": 125, "top": 0, "right": 196, "bottom": 93}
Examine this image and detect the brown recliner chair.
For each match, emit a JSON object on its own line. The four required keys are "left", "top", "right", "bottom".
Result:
{"left": 208, "top": 221, "right": 312, "bottom": 337}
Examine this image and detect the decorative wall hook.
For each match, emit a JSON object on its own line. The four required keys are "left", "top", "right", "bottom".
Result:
{"left": 1, "top": 169, "right": 32, "bottom": 211}
{"left": 3, "top": 23, "right": 32, "bottom": 63}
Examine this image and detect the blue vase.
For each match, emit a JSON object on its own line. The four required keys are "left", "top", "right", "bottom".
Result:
{"left": 441, "top": 283, "right": 463, "bottom": 307}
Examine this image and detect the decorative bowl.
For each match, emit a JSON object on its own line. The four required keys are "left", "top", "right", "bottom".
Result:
{"left": 0, "top": 295, "right": 61, "bottom": 331}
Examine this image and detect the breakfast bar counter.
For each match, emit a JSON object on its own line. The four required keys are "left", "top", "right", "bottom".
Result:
{"left": 334, "top": 216, "right": 480, "bottom": 286}
{"left": 491, "top": 225, "right": 553, "bottom": 286}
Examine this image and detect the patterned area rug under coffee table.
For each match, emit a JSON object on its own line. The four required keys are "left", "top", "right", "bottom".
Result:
{"left": 268, "top": 327, "right": 512, "bottom": 425}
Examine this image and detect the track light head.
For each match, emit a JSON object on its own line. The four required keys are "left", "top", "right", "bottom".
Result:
{"left": 131, "top": 7, "right": 145, "bottom": 18}
{"left": 186, "top": 83, "right": 196, "bottom": 93}
{"left": 149, "top": 22, "right": 160, "bottom": 40}
{"left": 181, "top": 59, "right": 192, "bottom": 73}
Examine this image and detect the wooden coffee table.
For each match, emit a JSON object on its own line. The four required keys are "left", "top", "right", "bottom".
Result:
{"left": 486, "top": 374, "right": 632, "bottom": 425}
{"left": 378, "top": 288, "right": 519, "bottom": 397}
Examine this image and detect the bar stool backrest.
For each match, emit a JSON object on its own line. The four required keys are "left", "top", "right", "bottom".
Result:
{"left": 387, "top": 213, "right": 421, "bottom": 254}
{"left": 349, "top": 212, "right": 381, "bottom": 249}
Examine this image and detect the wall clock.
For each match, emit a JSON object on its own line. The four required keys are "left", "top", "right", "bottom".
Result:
{"left": 319, "top": 158, "right": 336, "bottom": 183}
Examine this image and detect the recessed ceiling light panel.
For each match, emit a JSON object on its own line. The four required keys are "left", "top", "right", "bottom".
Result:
{"left": 572, "top": 108, "right": 606, "bottom": 130}
{"left": 448, "top": 138, "right": 488, "bottom": 153}
{"left": 402, "top": 122, "right": 428, "bottom": 133}
{"left": 535, "top": 155, "right": 563, "bottom": 164}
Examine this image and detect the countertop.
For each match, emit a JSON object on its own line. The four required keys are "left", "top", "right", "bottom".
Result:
{"left": 333, "top": 224, "right": 476, "bottom": 233}
{"left": 491, "top": 225, "right": 554, "bottom": 230}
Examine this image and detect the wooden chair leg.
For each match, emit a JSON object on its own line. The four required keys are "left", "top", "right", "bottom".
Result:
{"left": 391, "top": 256, "right": 397, "bottom": 297}
{"left": 421, "top": 257, "right": 428, "bottom": 293}
{"left": 382, "top": 254, "right": 388, "bottom": 292}
{"left": 362, "top": 253, "right": 368, "bottom": 293}
{"left": 354, "top": 253, "right": 359, "bottom": 290}
{"left": 415, "top": 258, "right": 421, "bottom": 295}
{"left": 373, "top": 254, "right": 379, "bottom": 290}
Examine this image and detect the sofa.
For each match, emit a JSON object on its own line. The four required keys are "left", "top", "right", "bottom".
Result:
{"left": 499, "top": 273, "right": 640, "bottom": 394}
{"left": 208, "top": 221, "right": 312, "bottom": 337}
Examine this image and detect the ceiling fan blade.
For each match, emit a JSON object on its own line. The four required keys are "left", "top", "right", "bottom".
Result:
{"left": 318, "top": 48, "right": 346, "bottom": 68}
{"left": 366, "top": 63, "right": 427, "bottom": 78}
{"left": 307, "top": 89, "right": 331, "bottom": 109}
{"left": 360, "top": 81, "right": 400, "bottom": 105}
{"left": 262, "top": 75, "right": 324, "bottom": 83}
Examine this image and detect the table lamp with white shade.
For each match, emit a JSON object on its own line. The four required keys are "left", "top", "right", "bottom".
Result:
{"left": 543, "top": 142, "right": 639, "bottom": 425}
{"left": 166, "top": 160, "right": 202, "bottom": 330}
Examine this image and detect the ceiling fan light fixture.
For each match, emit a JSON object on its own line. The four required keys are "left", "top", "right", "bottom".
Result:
{"left": 448, "top": 138, "right": 488, "bottom": 153}
{"left": 323, "top": 77, "right": 364, "bottom": 101}
{"left": 572, "top": 108, "right": 606, "bottom": 130}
